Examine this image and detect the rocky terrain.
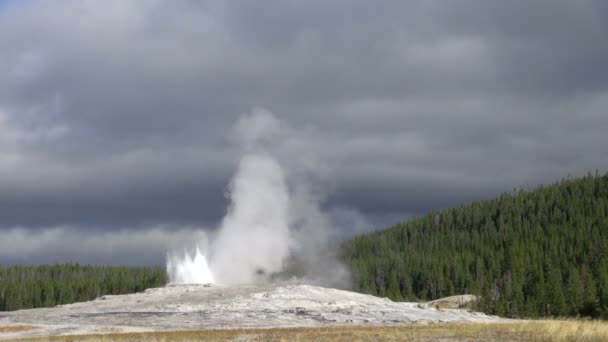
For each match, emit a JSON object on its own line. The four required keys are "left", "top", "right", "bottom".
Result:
{"left": 0, "top": 284, "right": 510, "bottom": 340}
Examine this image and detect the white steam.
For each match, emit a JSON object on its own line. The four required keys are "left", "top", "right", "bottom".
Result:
{"left": 211, "top": 153, "right": 293, "bottom": 283}
{"left": 167, "top": 109, "right": 352, "bottom": 287}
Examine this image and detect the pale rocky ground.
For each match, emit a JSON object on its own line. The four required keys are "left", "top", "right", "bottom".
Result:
{"left": 0, "top": 284, "right": 511, "bottom": 340}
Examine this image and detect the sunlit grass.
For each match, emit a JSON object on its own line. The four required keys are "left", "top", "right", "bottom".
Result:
{"left": 11, "top": 320, "right": 608, "bottom": 341}
{"left": 0, "top": 325, "right": 37, "bottom": 333}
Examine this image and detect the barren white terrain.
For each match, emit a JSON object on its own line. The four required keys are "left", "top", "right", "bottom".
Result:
{"left": 0, "top": 284, "right": 510, "bottom": 339}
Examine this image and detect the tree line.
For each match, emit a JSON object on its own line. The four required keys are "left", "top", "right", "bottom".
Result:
{"left": 0, "top": 264, "right": 167, "bottom": 311}
{"left": 341, "top": 173, "right": 608, "bottom": 318}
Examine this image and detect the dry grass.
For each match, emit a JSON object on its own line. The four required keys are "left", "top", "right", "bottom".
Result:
{"left": 515, "top": 319, "right": 608, "bottom": 341}
{"left": 7, "top": 320, "right": 608, "bottom": 341}
{"left": 0, "top": 325, "right": 37, "bottom": 333}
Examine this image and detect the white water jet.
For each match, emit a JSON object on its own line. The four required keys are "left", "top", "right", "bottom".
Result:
{"left": 166, "top": 247, "right": 214, "bottom": 284}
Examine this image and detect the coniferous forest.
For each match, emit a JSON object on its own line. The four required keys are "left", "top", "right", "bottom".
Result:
{"left": 0, "top": 264, "right": 167, "bottom": 311}
{"left": 341, "top": 173, "right": 608, "bottom": 318}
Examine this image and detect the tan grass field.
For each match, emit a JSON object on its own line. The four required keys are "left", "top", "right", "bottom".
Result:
{"left": 4, "top": 320, "right": 608, "bottom": 342}
{"left": 0, "top": 326, "right": 37, "bottom": 333}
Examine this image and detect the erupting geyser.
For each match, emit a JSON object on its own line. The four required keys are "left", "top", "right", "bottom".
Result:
{"left": 167, "top": 151, "right": 291, "bottom": 285}
{"left": 166, "top": 109, "right": 291, "bottom": 285}
{"left": 166, "top": 247, "right": 214, "bottom": 284}
{"left": 166, "top": 109, "right": 350, "bottom": 287}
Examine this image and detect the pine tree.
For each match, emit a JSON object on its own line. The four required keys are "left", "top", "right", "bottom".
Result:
{"left": 566, "top": 268, "right": 583, "bottom": 315}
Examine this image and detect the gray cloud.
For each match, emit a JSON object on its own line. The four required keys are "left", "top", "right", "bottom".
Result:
{"left": 1, "top": 0, "right": 607, "bottom": 264}
{"left": 0, "top": 226, "right": 208, "bottom": 265}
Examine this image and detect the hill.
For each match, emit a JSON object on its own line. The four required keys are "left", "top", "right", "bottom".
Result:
{"left": 341, "top": 173, "right": 608, "bottom": 318}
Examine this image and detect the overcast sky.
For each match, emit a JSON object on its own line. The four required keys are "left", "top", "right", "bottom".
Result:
{"left": 1, "top": 0, "right": 607, "bottom": 265}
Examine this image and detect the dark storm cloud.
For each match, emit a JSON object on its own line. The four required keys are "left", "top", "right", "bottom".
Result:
{"left": 1, "top": 0, "right": 608, "bottom": 263}
{"left": 438, "top": 1, "right": 608, "bottom": 96}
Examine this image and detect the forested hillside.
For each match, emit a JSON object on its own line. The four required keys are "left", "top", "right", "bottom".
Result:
{"left": 0, "top": 264, "right": 167, "bottom": 311}
{"left": 341, "top": 173, "right": 608, "bottom": 318}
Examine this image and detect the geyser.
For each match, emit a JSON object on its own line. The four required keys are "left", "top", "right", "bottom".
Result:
{"left": 167, "top": 109, "right": 350, "bottom": 287}
{"left": 166, "top": 247, "right": 214, "bottom": 284}
{"left": 210, "top": 153, "right": 292, "bottom": 284}
{"left": 167, "top": 151, "right": 291, "bottom": 285}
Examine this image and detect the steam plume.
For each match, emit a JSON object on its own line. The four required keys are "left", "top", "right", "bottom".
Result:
{"left": 210, "top": 153, "right": 293, "bottom": 283}
{"left": 167, "top": 109, "right": 350, "bottom": 287}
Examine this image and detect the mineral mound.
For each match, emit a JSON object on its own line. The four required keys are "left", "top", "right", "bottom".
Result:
{"left": 0, "top": 284, "right": 509, "bottom": 339}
